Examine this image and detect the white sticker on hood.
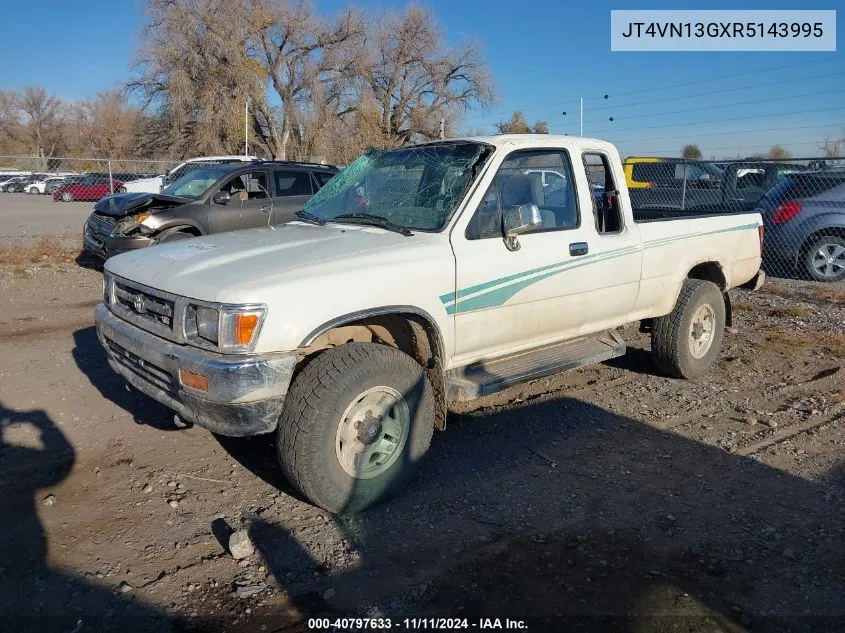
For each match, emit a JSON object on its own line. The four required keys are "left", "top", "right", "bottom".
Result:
{"left": 160, "top": 242, "right": 218, "bottom": 260}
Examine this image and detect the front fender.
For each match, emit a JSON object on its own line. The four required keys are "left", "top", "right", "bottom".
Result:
{"left": 146, "top": 211, "right": 205, "bottom": 236}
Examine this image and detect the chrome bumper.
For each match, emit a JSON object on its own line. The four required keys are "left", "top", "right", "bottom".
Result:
{"left": 95, "top": 303, "right": 296, "bottom": 436}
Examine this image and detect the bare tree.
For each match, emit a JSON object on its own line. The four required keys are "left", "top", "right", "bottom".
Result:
{"left": 496, "top": 111, "right": 547, "bottom": 134}
{"left": 681, "top": 144, "right": 702, "bottom": 159}
{"left": 767, "top": 145, "right": 791, "bottom": 160}
{"left": 245, "top": 0, "right": 364, "bottom": 159}
{"left": 356, "top": 6, "right": 493, "bottom": 146}
{"left": 819, "top": 135, "right": 844, "bottom": 158}
{"left": 18, "top": 86, "right": 63, "bottom": 158}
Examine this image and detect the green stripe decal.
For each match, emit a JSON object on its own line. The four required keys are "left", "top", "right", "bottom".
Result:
{"left": 443, "top": 221, "right": 759, "bottom": 315}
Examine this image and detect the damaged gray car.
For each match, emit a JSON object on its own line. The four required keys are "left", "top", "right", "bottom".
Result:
{"left": 83, "top": 160, "right": 337, "bottom": 259}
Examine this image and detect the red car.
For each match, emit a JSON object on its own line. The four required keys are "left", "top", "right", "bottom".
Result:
{"left": 53, "top": 175, "right": 124, "bottom": 202}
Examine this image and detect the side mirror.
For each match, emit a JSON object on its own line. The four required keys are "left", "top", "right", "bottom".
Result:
{"left": 503, "top": 203, "right": 542, "bottom": 251}
{"left": 212, "top": 190, "right": 231, "bottom": 205}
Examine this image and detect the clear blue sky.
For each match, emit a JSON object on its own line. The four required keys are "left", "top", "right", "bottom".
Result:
{"left": 1, "top": 0, "right": 842, "bottom": 158}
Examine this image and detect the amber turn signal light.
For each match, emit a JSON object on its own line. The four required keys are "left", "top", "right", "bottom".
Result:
{"left": 179, "top": 369, "right": 208, "bottom": 392}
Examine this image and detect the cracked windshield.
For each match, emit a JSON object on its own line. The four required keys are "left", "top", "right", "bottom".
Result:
{"left": 303, "top": 142, "right": 490, "bottom": 231}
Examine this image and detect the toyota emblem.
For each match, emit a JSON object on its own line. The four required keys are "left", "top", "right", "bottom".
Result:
{"left": 133, "top": 294, "right": 145, "bottom": 313}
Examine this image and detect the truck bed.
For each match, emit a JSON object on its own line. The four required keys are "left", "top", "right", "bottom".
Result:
{"left": 633, "top": 206, "right": 754, "bottom": 223}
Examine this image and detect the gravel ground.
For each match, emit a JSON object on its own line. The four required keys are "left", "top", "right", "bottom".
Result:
{"left": 0, "top": 190, "right": 843, "bottom": 632}
{"left": 0, "top": 258, "right": 842, "bottom": 633}
{"left": 0, "top": 192, "right": 91, "bottom": 245}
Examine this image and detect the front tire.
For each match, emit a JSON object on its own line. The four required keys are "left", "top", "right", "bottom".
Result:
{"left": 28, "top": 187, "right": 39, "bottom": 195}
{"left": 277, "top": 343, "right": 434, "bottom": 514}
{"left": 802, "top": 235, "right": 845, "bottom": 282}
{"left": 61, "top": 191, "right": 73, "bottom": 202}
{"left": 651, "top": 279, "right": 725, "bottom": 379}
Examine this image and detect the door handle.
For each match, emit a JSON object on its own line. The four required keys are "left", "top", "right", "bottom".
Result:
{"left": 260, "top": 205, "right": 270, "bottom": 212}
{"left": 569, "top": 242, "right": 589, "bottom": 256}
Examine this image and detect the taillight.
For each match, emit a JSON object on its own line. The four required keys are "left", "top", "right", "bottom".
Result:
{"left": 772, "top": 201, "right": 802, "bottom": 225}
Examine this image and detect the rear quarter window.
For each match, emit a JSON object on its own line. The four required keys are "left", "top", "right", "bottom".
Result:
{"left": 763, "top": 174, "right": 845, "bottom": 203}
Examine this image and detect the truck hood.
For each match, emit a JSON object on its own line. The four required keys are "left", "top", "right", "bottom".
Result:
{"left": 94, "top": 192, "right": 191, "bottom": 217}
{"left": 105, "top": 222, "right": 443, "bottom": 303}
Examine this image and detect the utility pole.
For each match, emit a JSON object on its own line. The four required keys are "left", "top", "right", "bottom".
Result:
{"left": 245, "top": 97, "right": 250, "bottom": 156}
{"left": 580, "top": 97, "right": 583, "bottom": 137}
{"left": 439, "top": 118, "right": 445, "bottom": 140}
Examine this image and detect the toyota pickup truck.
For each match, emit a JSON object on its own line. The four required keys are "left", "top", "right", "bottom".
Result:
{"left": 94, "top": 135, "right": 765, "bottom": 513}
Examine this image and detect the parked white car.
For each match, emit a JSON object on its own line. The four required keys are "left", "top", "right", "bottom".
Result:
{"left": 119, "top": 156, "right": 260, "bottom": 194}
{"left": 96, "top": 135, "right": 765, "bottom": 512}
{"left": 27, "top": 175, "right": 67, "bottom": 195}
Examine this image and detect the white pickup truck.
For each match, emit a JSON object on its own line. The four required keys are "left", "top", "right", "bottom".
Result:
{"left": 95, "top": 135, "right": 765, "bottom": 513}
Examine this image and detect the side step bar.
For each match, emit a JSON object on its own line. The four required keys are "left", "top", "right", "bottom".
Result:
{"left": 445, "top": 330, "right": 626, "bottom": 402}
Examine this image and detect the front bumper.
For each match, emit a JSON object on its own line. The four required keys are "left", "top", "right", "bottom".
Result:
{"left": 83, "top": 226, "right": 153, "bottom": 260}
{"left": 95, "top": 304, "right": 296, "bottom": 436}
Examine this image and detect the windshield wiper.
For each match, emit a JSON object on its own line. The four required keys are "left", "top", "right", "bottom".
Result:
{"left": 332, "top": 213, "right": 413, "bottom": 236}
{"left": 293, "top": 210, "right": 326, "bottom": 226}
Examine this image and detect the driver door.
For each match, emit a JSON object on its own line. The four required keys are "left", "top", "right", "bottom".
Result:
{"left": 207, "top": 170, "right": 271, "bottom": 233}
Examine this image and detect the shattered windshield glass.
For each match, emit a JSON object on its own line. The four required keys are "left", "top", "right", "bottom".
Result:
{"left": 303, "top": 142, "right": 491, "bottom": 231}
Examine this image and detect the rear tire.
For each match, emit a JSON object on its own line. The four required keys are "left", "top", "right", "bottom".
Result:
{"left": 651, "top": 279, "right": 725, "bottom": 379}
{"left": 277, "top": 342, "right": 434, "bottom": 514}
{"left": 802, "top": 235, "right": 845, "bottom": 283}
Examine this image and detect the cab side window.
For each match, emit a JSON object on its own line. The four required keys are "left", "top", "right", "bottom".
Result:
{"left": 466, "top": 149, "right": 579, "bottom": 240}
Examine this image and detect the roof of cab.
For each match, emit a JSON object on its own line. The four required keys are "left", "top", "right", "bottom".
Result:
{"left": 417, "top": 134, "right": 620, "bottom": 153}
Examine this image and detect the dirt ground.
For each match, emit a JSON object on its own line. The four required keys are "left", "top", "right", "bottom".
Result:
{"left": 1, "top": 194, "right": 843, "bottom": 632}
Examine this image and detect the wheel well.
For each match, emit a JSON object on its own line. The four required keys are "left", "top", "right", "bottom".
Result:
{"left": 801, "top": 227, "right": 845, "bottom": 253}
{"left": 158, "top": 225, "right": 201, "bottom": 238}
{"left": 687, "top": 262, "right": 729, "bottom": 326}
{"left": 297, "top": 313, "right": 447, "bottom": 430}
{"left": 687, "top": 261, "right": 726, "bottom": 290}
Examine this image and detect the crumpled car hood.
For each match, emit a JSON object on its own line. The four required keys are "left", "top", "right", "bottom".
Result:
{"left": 93, "top": 192, "right": 190, "bottom": 217}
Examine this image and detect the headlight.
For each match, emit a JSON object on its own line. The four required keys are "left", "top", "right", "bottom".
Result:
{"left": 183, "top": 303, "right": 266, "bottom": 352}
{"left": 115, "top": 213, "right": 151, "bottom": 236}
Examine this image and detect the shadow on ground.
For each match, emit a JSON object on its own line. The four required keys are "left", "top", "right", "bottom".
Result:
{"left": 67, "top": 326, "right": 845, "bottom": 631}
{"left": 229, "top": 395, "right": 845, "bottom": 633}
{"left": 72, "top": 326, "right": 185, "bottom": 431}
{"left": 0, "top": 402, "right": 187, "bottom": 632}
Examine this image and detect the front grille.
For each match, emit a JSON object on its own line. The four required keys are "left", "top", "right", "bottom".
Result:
{"left": 114, "top": 281, "right": 176, "bottom": 329}
{"left": 105, "top": 337, "right": 177, "bottom": 397}
{"left": 87, "top": 213, "right": 116, "bottom": 243}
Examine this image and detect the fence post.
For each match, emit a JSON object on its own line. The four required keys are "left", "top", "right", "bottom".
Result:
{"left": 108, "top": 159, "right": 114, "bottom": 195}
{"left": 680, "top": 165, "right": 687, "bottom": 211}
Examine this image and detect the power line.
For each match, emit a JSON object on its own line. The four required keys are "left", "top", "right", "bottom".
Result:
{"left": 460, "top": 55, "right": 839, "bottom": 127}
{"left": 581, "top": 54, "right": 838, "bottom": 102}
{"left": 585, "top": 70, "right": 845, "bottom": 115}
{"left": 610, "top": 122, "right": 844, "bottom": 145}
{"left": 584, "top": 87, "right": 845, "bottom": 125}
{"left": 588, "top": 105, "right": 845, "bottom": 136}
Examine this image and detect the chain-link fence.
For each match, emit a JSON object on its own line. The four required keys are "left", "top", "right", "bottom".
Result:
{"left": 0, "top": 156, "right": 179, "bottom": 200}
{"left": 0, "top": 156, "right": 269, "bottom": 201}
{"left": 616, "top": 156, "right": 845, "bottom": 285}
{"left": 1, "top": 152, "right": 843, "bottom": 286}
